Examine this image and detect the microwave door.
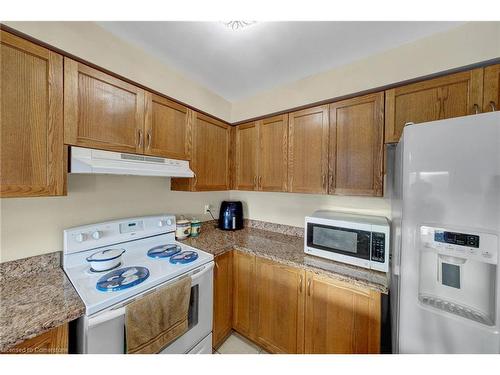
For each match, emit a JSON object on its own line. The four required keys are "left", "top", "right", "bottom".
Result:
{"left": 306, "top": 223, "right": 371, "bottom": 260}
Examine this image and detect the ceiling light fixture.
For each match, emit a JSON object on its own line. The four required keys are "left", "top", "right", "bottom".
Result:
{"left": 222, "top": 21, "right": 256, "bottom": 31}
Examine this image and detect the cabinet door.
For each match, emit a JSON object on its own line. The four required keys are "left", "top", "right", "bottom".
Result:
{"left": 64, "top": 58, "right": 146, "bottom": 153}
{"left": 0, "top": 31, "right": 64, "bottom": 197}
{"left": 232, "top": 251, "right": 257, "bottom": 340}
{"left": 304, "top": 272, "right": 381, "bottom": 354}
{"left": 385, "top": 68, "right": 484, "bottom": 143}
{"left": 288, "top": 105, "right": 329, "bottom": 193}
{"left": 144, "top": 93, "right": 192, "bottom": 159}
{"left": 234, "top": 122, "right": 258, "bottom": 190}
{"left": 213, "top": 251, "right": 234, "bottom": 349}
{"left": 255, "top": 257, "right": 305, "bottom": 354}
{"left": 5, "top": 324, "right": 68, "bottom": 354}
{"left": 329, "top": 92, "right": 384, "bottom": 196}
{"left": 483, "top": 64, "right": 500, "bottom": 112}
{"left": 258, "top": 114, "right": 288, "bottom": 192}
{"left": 191, "top": 113, "right": 231, "bottom": 191}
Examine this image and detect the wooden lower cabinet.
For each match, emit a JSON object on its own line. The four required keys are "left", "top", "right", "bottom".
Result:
{"left": 304, "top": 272, "right": 381, "bottom": 354}
{"left": 223, "top": 250, "right": 382, "bottom": 354}
{"left": 232, "top": 251, "right": 257, "bottom": 340}
{"left": 213, "top": 251, "right": 233, "bottom": 349}
{"left": 5, "top": 324, "right": 68, "bottom": 354}
{"left": 255, "top": 257, "right": 305, "bottom": 354}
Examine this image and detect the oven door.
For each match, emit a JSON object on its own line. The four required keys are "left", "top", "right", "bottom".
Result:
{"left": 305, "top": 222, "right": 371, "bottom": 268}
{"left": 79, "top": 262, "right": 214, "bottom": 354}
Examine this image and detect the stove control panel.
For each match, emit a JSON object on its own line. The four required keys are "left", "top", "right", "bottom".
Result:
{"left": 64, "top": 215, "right": 177, "bottom": 254}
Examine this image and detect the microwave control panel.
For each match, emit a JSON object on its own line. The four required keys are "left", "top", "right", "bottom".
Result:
{"left": 420, "top": 226, "right": 498, "bottom": 265}
{"left": 371, "top": 232, "right": 386, "bottom": 263}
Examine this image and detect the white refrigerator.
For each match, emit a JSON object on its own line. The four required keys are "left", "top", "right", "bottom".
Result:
{"left": 391, "top": 111, "right": 500, "bottom": 353}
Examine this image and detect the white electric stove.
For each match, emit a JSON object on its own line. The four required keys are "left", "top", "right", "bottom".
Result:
{"left": 63, "top": 215, "right": 214, "bottom": 354}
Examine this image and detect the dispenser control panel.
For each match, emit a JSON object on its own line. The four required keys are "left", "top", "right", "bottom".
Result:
{"left": 420, "top": 226, "right": 498, "bottom": 265}
{"left": 434, "top": 230, "right": 480, "bottom": 248}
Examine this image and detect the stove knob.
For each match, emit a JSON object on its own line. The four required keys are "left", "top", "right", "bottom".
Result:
{"left": 75, "top": 233, "right": 86, "bottom": 243}
{"left": 158, "top": 220, "right": 165, "bottom": 227}
{"left": 166, "top": 219, "right": 173, "bottom": 226}
{"left": 92, "top": 230, "right": 102, "bottom": 240}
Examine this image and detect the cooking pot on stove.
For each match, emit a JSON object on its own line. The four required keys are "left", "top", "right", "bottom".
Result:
{"left": 86, "top": 248, "right": 126, "bottom": 272}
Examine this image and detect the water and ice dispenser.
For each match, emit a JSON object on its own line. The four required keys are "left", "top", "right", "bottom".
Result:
{"left": 419, "top": 226, "right": 498, "bottom": 326}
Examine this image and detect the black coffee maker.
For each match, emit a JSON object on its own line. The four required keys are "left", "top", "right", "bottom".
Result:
{"left": 218, "top": 201, "right": 243, "bottom": 230}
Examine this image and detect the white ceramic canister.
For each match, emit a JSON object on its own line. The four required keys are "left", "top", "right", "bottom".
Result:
{"left": 176, "top": 219, "right": 191, "bottom": 240}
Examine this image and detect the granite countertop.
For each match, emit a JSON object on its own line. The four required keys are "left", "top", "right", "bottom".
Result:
{"left": 0, "top": 220, "right": 388, "bottom": 352}
{"left": 0, "top": 252, "right": 85, "bottom": 352}
{"left": 182, "top": 221, "right": 389, "bottom": 294}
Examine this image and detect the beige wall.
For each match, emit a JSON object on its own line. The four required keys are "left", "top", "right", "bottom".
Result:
{"left": 3, "top": 21, "right": 232, "bottom": 122}
{"left": 0, "top": 175, "right": 228, "bottom": 262}
{"left": 231, "top": 22, "right": 500, "bottom": 122}
{"left": 230, "top": 191, "right": 390, "bottom": 228}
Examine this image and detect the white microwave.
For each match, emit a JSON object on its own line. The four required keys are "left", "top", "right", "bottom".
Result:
{"left": 304, "top": 210, "right": 390, "bottom": 272}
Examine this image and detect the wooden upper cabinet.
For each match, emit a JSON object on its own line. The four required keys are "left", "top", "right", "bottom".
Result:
{"left": 0, "top": 31, "right": 64, "bottom": 197}
{"left": 329, "top": 92, "right": 384, "bottom": 197}
{"left": 385, "top": 68, "right": 484, "bottom": 143}
{"left": 234, "top": 122, "right": 258, "bottom": 190}
{"left": 304, "top": 272, "right": 381, "bottom": 354}
{"left": 232, "top": 251, "right": 257, "bottom": 340}
{"left": 288, "top": 105, "right": 329, "bottom": 194}
{"left": 213, "top": 251, "right": 234, "bottom": 349}
{"left": 258, "top": 114, "right": 288, "bottom": 192}
{"left": 483, "top": 64, "right": 500, "bottom": 113}
{"left": 144, "top": 93, "right": 192, "bottom": 159}
{"left": 255, "top": 257, "right": 305, "bottom": 354}
{"left": 191, "top": 113, "right": 230, "bottom": 191}
{"left": 64, "top": 57, "right": 146, "bottom": 153}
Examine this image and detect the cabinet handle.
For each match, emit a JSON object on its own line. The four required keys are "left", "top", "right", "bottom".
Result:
{"left": 253, "top": 176, "right": 257, "bottom": 189}
{"left": 473, "top": 104, "right": 480, "bottom": 114}
{"left": 146, "top": 130, "right": 152, "bottom": 149}
{"left": 321, "top": 174, "right": 326, "bottom": 189}
{"left": 490, "top": 101, "right": 497, "bottom": 112}
{"left": 299, "top": 275, "right": 303, "bottom": 293}
{"left": 137, "top": 129, "right": 143, "bottom": 148}
{"left": 259, "top": 176, "right": 262, "bottom": 189}
{"left": 307, "top": 279, "right": 312, "bottom": 296}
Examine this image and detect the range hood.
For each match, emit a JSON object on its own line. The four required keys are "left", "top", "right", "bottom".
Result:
{"left": 70, "top": 146, "right": 194, "bottom": 178}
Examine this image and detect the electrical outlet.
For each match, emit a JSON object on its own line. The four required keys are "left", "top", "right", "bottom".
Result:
{"left": 204, "top": 204, "right": 211, "bottom": 214}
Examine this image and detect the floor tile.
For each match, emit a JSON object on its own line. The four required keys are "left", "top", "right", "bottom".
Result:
{"left": 217, "top": 333, "right": 261, "bottom": 354}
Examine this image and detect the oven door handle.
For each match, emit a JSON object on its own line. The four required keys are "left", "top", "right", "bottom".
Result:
{"left": 88, "top": 306, "right": 126, "bottom": 328}
{"left": 190, "top": 261, "right": 214, "bottom": 282}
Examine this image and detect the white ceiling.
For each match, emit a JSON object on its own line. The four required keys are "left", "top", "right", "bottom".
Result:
{"left": 98, "top": 21, "right": 465, "bottom": 102}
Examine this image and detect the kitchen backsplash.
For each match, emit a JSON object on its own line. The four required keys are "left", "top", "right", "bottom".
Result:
{"left": 1, "top": 175, "right": 390, "bottom": 263}
{"left": 0, "top": 174, "right": 227, "bottom": 263}
{"left": 230, "top": 190, "right": 390, "bottom": 228}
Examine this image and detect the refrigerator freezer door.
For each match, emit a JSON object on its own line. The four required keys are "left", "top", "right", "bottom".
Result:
{"left": 397, "top": 112, "right": 500, "bottom": 353}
